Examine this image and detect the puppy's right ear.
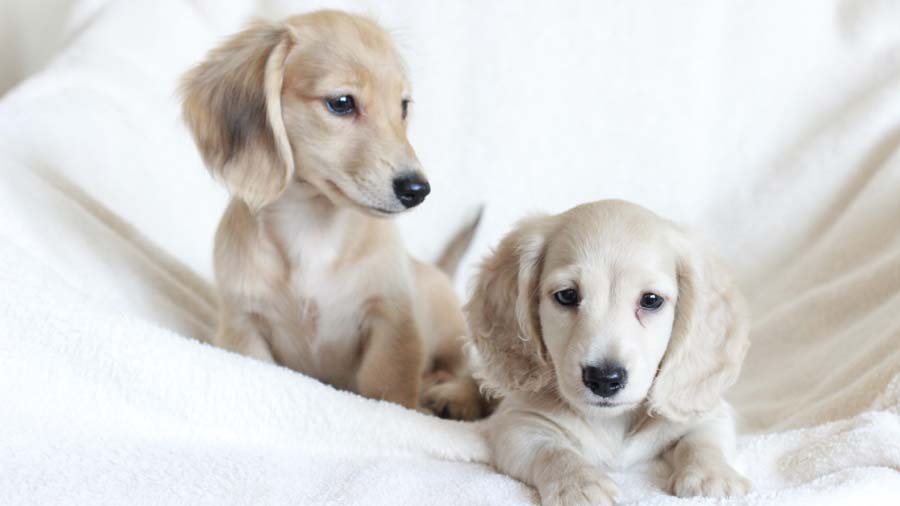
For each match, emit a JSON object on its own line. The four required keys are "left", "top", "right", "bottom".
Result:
{"left": 465, "top": 214, "right": 555, "bottom": 394}
{"left": 180, "top": 22, "right": 296, "bottom": 210}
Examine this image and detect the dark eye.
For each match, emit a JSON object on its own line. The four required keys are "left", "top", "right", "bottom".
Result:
{"left": 554, "top": 288, "right": 580, "bottom": 307}
{"left": 325, "top": 95, "right": 355, "bottom": 116}
{"left": 401, "top": 99, "right": 411, "bottom": 119}
{"left": 639, "top": 292, "right": 664, "bottom": 311}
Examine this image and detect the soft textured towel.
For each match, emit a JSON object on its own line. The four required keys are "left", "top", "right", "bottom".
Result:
{"left": 0, "top": 1, "right": 898, "bottom": 504}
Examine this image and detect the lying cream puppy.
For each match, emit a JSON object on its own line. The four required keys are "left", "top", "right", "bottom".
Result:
{"left": 467, "top": 200, "right": 751, "bottom": 506}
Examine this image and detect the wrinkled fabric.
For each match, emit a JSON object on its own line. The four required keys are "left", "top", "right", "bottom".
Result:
{"left": 1, "top": 1, "right": 898, "bottom": 504}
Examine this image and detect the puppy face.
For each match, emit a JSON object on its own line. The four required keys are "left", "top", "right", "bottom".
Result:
{"left": 281, "top": 13, "right": 426, "bottom": 215}
{"left": 181, "top": 11, "right": 427, "bottom": 214}
{"left": 467, "top": 200, "right": 749, "bottom": 421}
{"left": 538, "top": 207, "right": 679, "bottom": 416}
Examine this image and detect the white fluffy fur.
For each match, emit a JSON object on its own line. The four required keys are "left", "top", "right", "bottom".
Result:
{"left": 467, "top": 200, "right": 751, "bottom": 505}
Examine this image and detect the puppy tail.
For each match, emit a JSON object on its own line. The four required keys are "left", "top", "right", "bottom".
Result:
{"left": 435, "top": 205, "right": 484, "bottom": 279}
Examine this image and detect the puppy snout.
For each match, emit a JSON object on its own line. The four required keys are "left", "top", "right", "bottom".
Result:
{"left": 582, "top": 364, "right": 628, "bottom": 398}
{"left": 392, "top": 172, "right": 430, "bottom": 208}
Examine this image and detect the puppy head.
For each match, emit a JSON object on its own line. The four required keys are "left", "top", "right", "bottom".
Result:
{"left": 467, "top": 200, "right": 749, "bottom": 421}
{"left": 181, "top": 11, "right": 426, "bottom": 214}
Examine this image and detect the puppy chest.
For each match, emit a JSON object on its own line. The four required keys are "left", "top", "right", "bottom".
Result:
{"left": 267, "top": 284, "right": 370, "bottom": 387}
{"left": 582, "top": 423, "right": 678, "bottom": 471}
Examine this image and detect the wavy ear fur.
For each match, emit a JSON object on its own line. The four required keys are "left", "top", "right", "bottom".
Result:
{"left": 465, "top": 214, "right": 556, "bottom": 395}
{"left": 180, "top": 21, "right": 296, "bottom": 210}
{"left": 646, "top": 229, "right": 750, "bottom": 422}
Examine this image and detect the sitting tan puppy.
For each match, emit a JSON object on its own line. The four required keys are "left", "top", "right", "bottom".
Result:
{"left": 467, "top": 200, "right": 751, "bottom": 505}
{"left": 180, "top": 10, "right": 484, "bottom": 419}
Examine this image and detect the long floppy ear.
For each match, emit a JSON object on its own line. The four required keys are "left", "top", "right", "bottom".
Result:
{"left": 180, "top": 21, "right": 296, "bottom": 210}
{"left": 646, "top": 229, "right": 750, "bottom": 422}
{"left": 465, "top": 214, "right": 556, "bottom": 395}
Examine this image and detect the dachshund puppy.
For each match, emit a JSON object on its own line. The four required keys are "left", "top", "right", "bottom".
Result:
{"left": 467, "top": 200, "right": 751, "bottom": 505}
{"left": 180, "top": 10, "right": 485, "bottom": 419}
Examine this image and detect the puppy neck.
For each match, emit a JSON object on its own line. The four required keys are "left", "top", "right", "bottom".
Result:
{"left": 264, "top": 180, "right": 358, "bottom": 230}
{"left": 261, "top": 180, "right": 397, "bottom": 272}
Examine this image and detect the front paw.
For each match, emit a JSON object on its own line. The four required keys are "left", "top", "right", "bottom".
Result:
{"left": 540, "top": 467, "right": 620, "bottom": 506}
{"left": 670, "top": 463, "right": 750, "bottom": 498}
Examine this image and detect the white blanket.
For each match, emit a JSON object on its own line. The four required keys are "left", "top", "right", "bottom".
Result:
{"left": 1, "top": 1, "right": 898, "bottom": 504}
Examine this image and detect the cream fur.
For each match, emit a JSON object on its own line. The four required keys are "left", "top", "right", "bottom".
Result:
{"left": 467, "top": 200, "right": 751, "bottom": 505}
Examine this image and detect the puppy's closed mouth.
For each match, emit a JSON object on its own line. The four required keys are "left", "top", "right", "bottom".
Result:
{"left": 367, "top": 206, "right": 403, "bottom": 216}
{"left": 590, "top": 400, "right": 638, "bottom": 408}
{"left": 321, "top": 180, "right": 404, "bottom": 216}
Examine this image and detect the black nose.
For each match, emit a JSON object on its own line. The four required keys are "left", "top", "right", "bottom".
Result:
{"left": 582, "top": 364, "right": 628, "bottom": 398}
{"left": 393, "top": 173, "right": 431, "bottom": 208}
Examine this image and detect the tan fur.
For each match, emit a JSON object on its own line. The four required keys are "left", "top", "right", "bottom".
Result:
{"left": 467, "top": 200, "right": 751, "bottom": 505}
{"left": 356, "top": 297, "right": 424, "bottom": 408}
{"left": 180, "top": 10, "right": 485, "bottom": 419}
{"left": 435, "top": 206, "right": 484, "bottom": 277}
{"left": 182, "top": 23, "right": 295, "bottom": 210}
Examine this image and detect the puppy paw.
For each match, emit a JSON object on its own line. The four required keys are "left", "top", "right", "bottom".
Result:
{"left": 540, "top": 467, "right": 619, "bottom": 506}
{"left": 670, "top": 463, "right": 750, "bottom": 497}
{"left": 421, "top": 376, "right": 484, "bottom": 421}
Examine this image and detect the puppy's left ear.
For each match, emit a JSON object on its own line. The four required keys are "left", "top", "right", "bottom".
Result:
{"left": 647, "top": 230, "right": 750, "bottom": 422}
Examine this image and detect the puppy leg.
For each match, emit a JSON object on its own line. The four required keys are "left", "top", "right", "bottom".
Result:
{"left": 213, "top": 311, "right": 275, "bottom": 363}
{"left": 421, "top": 372, "right": 486, "bottom": 421}
{"left": 665, "top": 419, "right": 750, "bottom": 497}
{"left": 355, "top": 302, "right": 424, "bottom": 409}
{"left": 416, "top": 264, "right": 491, "bottom": 420}
{"left": 420, "top": 341, "right": 495, "bottom": 420}
{"left": 490, "top": 416, "right": 619, "bottom": 506}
